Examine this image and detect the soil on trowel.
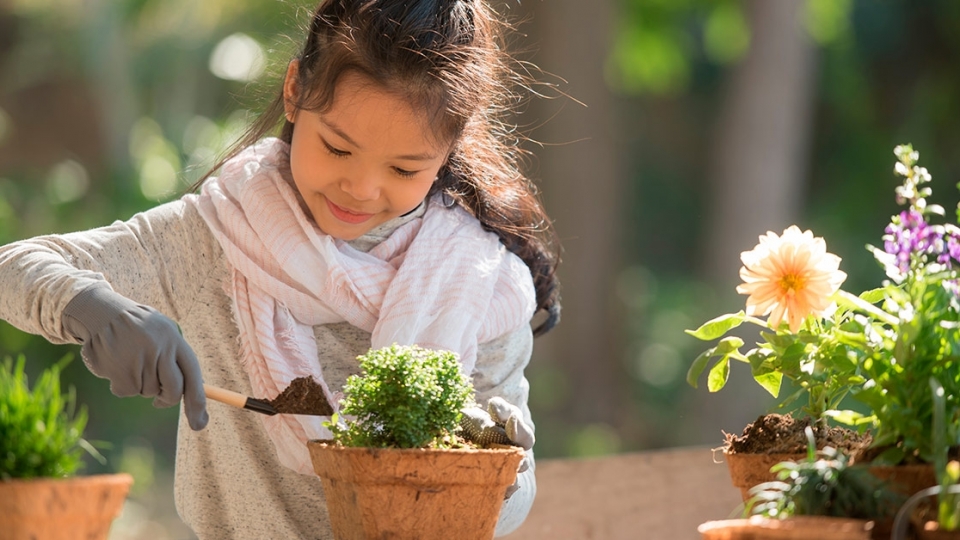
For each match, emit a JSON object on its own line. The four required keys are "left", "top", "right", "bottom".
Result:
{"left": 268, "top": 376, "right": 334, "bottom": 416}
{"left": 723, "top": 413, "right": 872, "bottom": 457}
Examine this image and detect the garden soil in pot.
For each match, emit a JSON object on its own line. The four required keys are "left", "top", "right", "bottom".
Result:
{"left": 722, "top": 413, "right": 872, "bottom": 501}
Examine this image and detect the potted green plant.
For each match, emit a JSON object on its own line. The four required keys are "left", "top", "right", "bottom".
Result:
{"left": 685, "top": 221, "right": 874, "bottom": 498}
{"left": 0, "top": 355, "right": 133, "bottom": 540}
{"left": 838, "top": 146, "right": 959, "bottom": 496}
{"left": 890, "top": 471, "right": 959, "bottom": 540}
{"left": 698, "top": 427, "right": 902, "bottom": 540}
{"left": 687, "top": 144, "right": 960, "bottom": 499}
{"left": 891, "top": 379, "right": 960, "bottom": 539}
{"left": 306, "top": 344, "right": 525, "bottom": 540}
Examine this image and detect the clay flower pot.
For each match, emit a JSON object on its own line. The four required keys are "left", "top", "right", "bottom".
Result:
{"left": 723, "top": 450, "right": 804, "bottom": 502}
{"left": 914, "top": 522, "right": 960, "bottom": 540}
{"left": 698, "top": 516, "right": 875, "bottom": 540}
{"left": 308, "top": 441, "right": 523, "bottom": 540}
{"left": 868, "top": 463, "right": 937, "bottom": 496}
{"left": 0, "top": 473, "right": 134, "bottom": 540}
{"left": 890, "top": 485, "right": 960, "bottom": 540}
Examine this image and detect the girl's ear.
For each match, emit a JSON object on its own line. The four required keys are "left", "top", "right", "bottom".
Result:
{"left": 283, "top": 60, "right": 300, "bottom": 123}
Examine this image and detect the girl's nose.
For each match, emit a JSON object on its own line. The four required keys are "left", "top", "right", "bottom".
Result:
{"left": 340, "top": 172, "right": 380, "bottom": 201}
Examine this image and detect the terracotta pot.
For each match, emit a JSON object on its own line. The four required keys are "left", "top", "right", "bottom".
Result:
{"left": 308, "top": 440, "right": 524, "bottom": 540}
{"left": 723, "top": 450, "right": 804, "bottom": 502}
{"left": 698, "top": 516, "right": 875, "bottom": 540}
{"left": 869, "top": 463, "right": 937, "bottom": 496}
{"left": 890, "top": 485, "right": 960, "bottom": 540}
{"left": 913, "top": 521, "right": 960, "bottom": 540}
{"left": 0, "top": 473, "right": 134, "bottom": 540}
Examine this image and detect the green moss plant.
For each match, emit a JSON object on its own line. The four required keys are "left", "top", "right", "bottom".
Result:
{"left": 0, "top": 355, "right": 99, "bottom": 480}
{"left": 326, "top": 344, "right": 474, "bottom": 449}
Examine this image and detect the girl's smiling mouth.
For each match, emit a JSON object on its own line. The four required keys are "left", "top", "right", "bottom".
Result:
{"left": 325, "top": 198, "right": 375, "bottom": 225}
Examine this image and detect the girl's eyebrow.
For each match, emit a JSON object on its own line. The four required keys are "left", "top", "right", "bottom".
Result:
{"left": 320, "top": 118, "right": 440, "bottom": 162}
{"left": 320, "top": 118, "right": 361, "bottom": 148}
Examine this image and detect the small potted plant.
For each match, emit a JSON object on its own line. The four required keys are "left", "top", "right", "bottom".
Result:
{"left": 890, "top": 379, "right": 960, "bottom": 539}
{"left": 685, "top": 222, "right": 873, "bottom": 498}
{"left": 840, "top": 146, "right": 959, "bottom": 496}
{"left": 306, "top": 344, "right": 525, "bottom": 540}
{"left": 0, "top": 355, "right": 133, "bottom": 540}
{"left": 687, "top": 144, "right": 960, "bottom": 499}
{"left": 698, "top": 427, "right": 903, "bottom": 540}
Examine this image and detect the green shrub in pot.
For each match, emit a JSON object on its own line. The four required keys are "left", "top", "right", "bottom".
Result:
{"left": 0, "top": 355, "right": 101, "bottom": 479}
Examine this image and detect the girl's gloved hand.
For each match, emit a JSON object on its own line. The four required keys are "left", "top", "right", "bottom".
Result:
{"left": 460, "top": 397, "right": 535, "bottom": 498}
{"left": 61, "top": 287, "right": 209, "bottom": 430}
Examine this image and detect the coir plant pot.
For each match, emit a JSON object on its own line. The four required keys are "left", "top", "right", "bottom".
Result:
{"left": 868, "top": 463, "right": 938, "bottom": 497}
{"left": 698, "top": 516, "right": 874, "bottom": 540}
{"left": 891, "top": 485, "right": 960, "bottom": 540}
{"left": 0, "top": 473, "right": 133, "bottom": 540}
{"left": 721, "top": 413, "right": 871, "bottom": 501}
{"left": 308, "top": 441, "right": 523, "bottom": 540}
{"left": 724, "top": 450, "right": 804, "bottom": 502}
{"left": 915, "top": 523, "right": 960, "bottom": 540}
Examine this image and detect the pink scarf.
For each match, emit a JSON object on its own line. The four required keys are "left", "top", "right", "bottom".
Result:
{"left": 185, "top": 138, "right": 536, "bottom": 474}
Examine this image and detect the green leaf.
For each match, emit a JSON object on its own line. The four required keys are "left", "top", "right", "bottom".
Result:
{"left": 778, "top": 342, "right": 806, "bottom": 376}
{"left": 895, "top": 312, "right": 921, "bottom": 361}
{"left": 686, "top": 348, "right": 715, "bottom": 389}
{"left": 747, "top": 350, "right": 771, "bottom": 372}
{"left": 687, "top": 337, "right": 743, "bottom": 389}
{"left": 777, "top": 387, "right": 806, "bottom": 410}
{"left": 715, "top": 336, "right": 745, "bottom": 355}
{"left": 823, "top": 409, "right": 874, "bottom": 426}
{"left": 760, "top": 331, "right": 795, "bottom": 350}
{"left": 685, "top": 311, "right": 745, "bottom": 341}
{"left": 747, "top": 350, "right": 782, "bottom": 397}
{"left": 859, "top": 288, "right": 886, "bottom": 305}
{"left": 753, "top": 371, "right": 783, "bottom": 398}
{"left": 707, "top": 357, "right": 730, "bottom": 392}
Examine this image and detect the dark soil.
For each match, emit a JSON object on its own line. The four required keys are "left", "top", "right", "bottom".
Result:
{"left": 268, "top": 376, "right": 334, "bottom": 416}
{"left": 724, "top": 413, "right": 873, "bottom": 457}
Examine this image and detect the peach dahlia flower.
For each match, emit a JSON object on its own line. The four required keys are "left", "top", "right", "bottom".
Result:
{"left": 736, "top": 226, "right": 847, "bottom": 333}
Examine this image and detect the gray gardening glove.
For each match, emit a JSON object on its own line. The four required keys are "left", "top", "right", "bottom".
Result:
{"left": 61, "top": 286, "right": 208, "bottom": 431}
{"left": 460, "top": 397, "right": 535, "bottom": 499}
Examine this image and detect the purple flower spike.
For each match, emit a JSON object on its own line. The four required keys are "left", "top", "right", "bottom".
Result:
{"left": 948, "top": 234, "right": 960, "bottom": 265}
{"left": 884, "top": 210, "right": 942, "bottom": 273}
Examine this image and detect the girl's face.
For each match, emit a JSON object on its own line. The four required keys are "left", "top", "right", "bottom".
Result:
{"left": 283, "top": 66, "right": 450, "bottom": 240}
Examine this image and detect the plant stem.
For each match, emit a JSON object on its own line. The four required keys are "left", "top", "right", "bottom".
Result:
{"left": 837, "top": 289, "right": 899, "bottom": 326}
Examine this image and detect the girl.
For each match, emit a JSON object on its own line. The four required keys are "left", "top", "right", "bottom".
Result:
{"left": 0, "top": 0, "right": 559, "bottom": 537}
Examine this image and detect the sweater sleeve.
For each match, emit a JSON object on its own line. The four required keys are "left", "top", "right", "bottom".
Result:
{"left": 472, "top": 324, "right": 537, "bottom": 537}
{"left": 0, "top": 199, "right": 219, "bottom": 344}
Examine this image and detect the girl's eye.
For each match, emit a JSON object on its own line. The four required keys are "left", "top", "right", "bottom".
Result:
{"left": 323, "top": 141, "right": 350, "bottom": 158}
{"left": 393, "top": 167, "right": 417, "bottom": 178}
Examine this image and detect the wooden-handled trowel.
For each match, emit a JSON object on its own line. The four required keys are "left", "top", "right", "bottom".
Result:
{"left": 203, "top": 377, "right": 334, "bottom": 416}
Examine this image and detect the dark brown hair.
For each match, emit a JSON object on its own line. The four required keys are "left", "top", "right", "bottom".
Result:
{"left": 198, "top": 0, "right": 560, "bottom": 335}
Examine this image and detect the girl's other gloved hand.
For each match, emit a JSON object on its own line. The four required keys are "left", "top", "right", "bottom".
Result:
{"left": 460, "top": 397, "right": 535, "bottom": 499}
{"left": 61, "top": 287, "right": 209, "bottom": 430}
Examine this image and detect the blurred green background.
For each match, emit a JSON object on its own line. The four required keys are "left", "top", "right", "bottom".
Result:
{"left": 2, "top": 0, "right": 959, "bottom": 537}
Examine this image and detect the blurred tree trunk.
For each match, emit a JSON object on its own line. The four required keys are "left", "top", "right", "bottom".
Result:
{"left": 702, "top": 0, "right": 817, "bottom": 288}
{"left": 521, "top": 0, "right": 628, "bottom": 444}
{"left": 696, "top": 0, "right": 818, "bottom": 439}
{"left": 80, "top": 0, "right": 138, "bottom": 176}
